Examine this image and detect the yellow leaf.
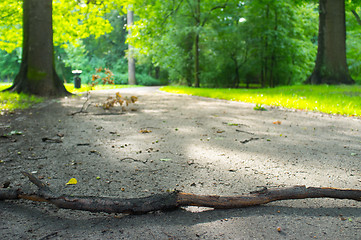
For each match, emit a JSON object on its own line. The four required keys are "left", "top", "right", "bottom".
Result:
{"left": 66, "top": 178, "right": 77, "bottom": 185}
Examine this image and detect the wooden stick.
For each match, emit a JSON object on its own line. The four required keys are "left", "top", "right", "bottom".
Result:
{"left": 177, "top": 186, "right": 361, "bottom": 208}
{"left": 0, "top": 172, "right": 360, "bottom": 215}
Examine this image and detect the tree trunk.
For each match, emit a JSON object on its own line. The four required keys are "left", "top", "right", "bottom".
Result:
{"left": 6, "top": 0, "right": 69, "bottom": 97}
{"left": 155, "top": 66, "right": 160, "bottom": 79}
{"left": 231, "top": 55, "right": 240, "bottom": 88}
{"left": 194, "top": 33, "right": 200, "bottom": 88}
{"left": 184, "top": 32, "right": 194, "bottom": 87}
{"left": 194, "top": 0, "right": 201, "bottom": 88}
{"left": 306, "top": 0, "right": 354, "bottom": 85}
{"left": 127, "top": 6, "right": 137, "bottom": 85}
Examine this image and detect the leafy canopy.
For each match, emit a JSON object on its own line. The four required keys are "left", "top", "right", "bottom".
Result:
{"left": 0, "top": 0, "right": 130, "bottom": 53}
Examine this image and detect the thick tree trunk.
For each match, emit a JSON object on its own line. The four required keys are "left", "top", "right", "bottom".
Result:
{"left": 127, "top": 7, "right": 137, "bottom": 85}
{"left": 306, "top": 0, "right": 354, "bottom": 85}
{"left": 6, "top": 0, "right": 69, "bottom": 97}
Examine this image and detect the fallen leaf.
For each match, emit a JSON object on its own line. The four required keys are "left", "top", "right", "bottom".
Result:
{"left": 160, "top": 158, "right": 171, "bottom": 161}
{"left": 273, "top": 121, "right": 282, "bottom": 125}
{"left": 9, "top": 130, "right": 23, "bottom": 136}
{"left": 66, "top": 178, "right": 77, "bottom": 185}
{"left": 140, "top": 129, "right": 152, "bottom": 133}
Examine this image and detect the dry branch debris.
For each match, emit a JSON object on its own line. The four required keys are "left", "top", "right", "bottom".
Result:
{"left": 1, "top": 172, "right": 360, "bottom": 215}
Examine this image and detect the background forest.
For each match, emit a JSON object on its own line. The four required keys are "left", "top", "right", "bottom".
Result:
{"left": 0, "top": 0, "right": 360, "bottom": 87}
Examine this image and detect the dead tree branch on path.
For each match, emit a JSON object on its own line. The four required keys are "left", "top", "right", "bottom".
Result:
{"left": 0, "top": 172, "right": 360, "bottom": 215}
{"left": 69, "top": 92, "right": 92, "bottom": 115}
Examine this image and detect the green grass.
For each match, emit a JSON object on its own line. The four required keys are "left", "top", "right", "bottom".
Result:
{"left": 64, "top": 83, "right": 142, "bottom": 93}
{"left": 0, "top": 83, "right": 140, "bottom": 114}
{"left": 160, "top": 85, "right": 361, "bottom": 117}
{"left": 0, "top": 83, "right": 43, "bottom": 114}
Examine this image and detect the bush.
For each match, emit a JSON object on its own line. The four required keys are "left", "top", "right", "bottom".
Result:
{"left": 114, "top": 73, "right": 167, "bottom": 86}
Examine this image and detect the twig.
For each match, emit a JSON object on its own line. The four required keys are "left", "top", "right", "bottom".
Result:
{"left": 240, "top": 137, "right": 259, "bottom": 144}
{"left": 120, "top": 157, "right": 147, "bottom": 164}
{"left": 76, "top": 143, "right": 90, "bottom": 146}
{"left": 236, "top": 129, "right": 255, "bottom": 135}
{"left": 26, "top": 156, "right": 48, "bottom": 160}
{"left": 38, "top": 232, "right": 58, "bottom": 240}
{"left": 0, "top": 172, "right": 360, "bottom": 215}
{"left": 69, "top": 92, "right": 92, "bottom": 115}
{"left": 42, "top": 138, "right": 62, "bottom": 143}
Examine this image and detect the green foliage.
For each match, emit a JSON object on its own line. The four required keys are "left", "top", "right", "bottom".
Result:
{"left": 129, "top": 0, "right": 319, "bottom": 88}
{"left": 253, "top": 104, "right": 267, "bottom": 111}
{"left": 346, "top": 7, "right": 361, "bottom": 84}
{"left": 161, "top": 85, "right": 361, "bottom": 117}
{"left": 113, "top": 73, "right": 166, "bottom": 86}
{"left": 1, "top": 0, "right": 361, "bottom": 88}
{"left": 0, "top": 48, "right": 20, "bottom": 81}
{"left": 239, "top": 1, "right": 318, "bottom": 87}
{"left": 0, "top": 0, "right": 119, "bottom": 53}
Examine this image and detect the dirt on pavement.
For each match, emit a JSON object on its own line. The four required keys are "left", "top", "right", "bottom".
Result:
{"left": 0, "top": 86, "right": 360, "bottom": 239}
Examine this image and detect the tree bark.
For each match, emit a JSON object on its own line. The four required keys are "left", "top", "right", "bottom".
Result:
{"left": 5, "top": 0, "right": 69, "bottom": 97}
{"left": 194, "top": 0, "right": 201, "bottom": 88}
{"left": 127, "top": 6, "right": 137, "bottom": 85}
{"left": 306, "top": 0, "right": 354, "bottom": 85}
{"left": 1, "top": 172, "right": 360, "bottom": 215}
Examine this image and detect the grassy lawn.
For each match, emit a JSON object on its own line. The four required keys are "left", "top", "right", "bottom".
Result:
{"left": 0, "top": 83, "right": 140, "bottom": 114}
{"left": 0, "top": 83, "right": 43, "bottom": 114}
{"left": 64, "top": 83, "right": 142, "bottom": 93}
{"left": 160, "top": 85, "right": 361, "bottom": 117}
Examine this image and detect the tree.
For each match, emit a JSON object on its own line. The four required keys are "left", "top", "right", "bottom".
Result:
{"left": 5, "top": 0, "right": 69, "bottom": 97}
{"left": 0, "top": 0, "right": 120, "bottom": 96}
{"left": 127, "top": 5, "right": 137, "bottom": 85}
{"left": 306, "top": 0, "right": 354, "bottom": 85}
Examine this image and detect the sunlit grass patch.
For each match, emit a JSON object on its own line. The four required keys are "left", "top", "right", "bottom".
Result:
{"left": 0, "top": 83, "right": 12, "bottom": 91}
{"left": 0, "top": 83, "right": 141, "bottom": 114}
{"left": 64, "top": 83, "right": 142, "bottom": 93}
{"left": 0, "top": 90, "right": 43, "bottom": 115}
{"left": 160, "top": 85, "right": 361, "bottom": 117}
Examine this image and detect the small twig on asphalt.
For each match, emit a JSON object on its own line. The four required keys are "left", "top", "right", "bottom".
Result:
{"left": 120, "top": 157, "right": 147, "bottom": 163}
{"left": 38, "top": 231, "right": 58, "bottom": 240}
{"left": 26, "top": 156, "right": 48, "bottom": 160}
{"left": 69, "top": 92, "right": 92, "bottom": 116}
{"left": 240, "top": 137, "right": 259, "bottom": 144}
{"left": 42, "top": 138, "right": 63, "bottom": 143}
{"left": 235, "top": 129, "right": 255, "bottom": 135}
{"left": 76, "top": 143, "right": 91, "bottom": 146}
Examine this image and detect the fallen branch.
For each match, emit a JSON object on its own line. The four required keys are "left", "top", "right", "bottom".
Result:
{"left": 69, "top": 92, "right": 92, "bottom": 115}
{"left": 0, "top": 172, "right": 360, "bottom": 215}
{"left": 240, "top": 137, "right": 259, "bottom": 144}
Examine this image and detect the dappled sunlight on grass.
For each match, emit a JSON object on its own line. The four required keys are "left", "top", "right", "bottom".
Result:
{"left": 64, "top": 83, "right": 142, "bottom": 93}
{"left": 0, "top": 83, "right": 142, "bottom": 113}
{"left": 0, "top": 91, "right": 43, "bottom": 114}
{"left": 1, "top": 83, "right": 43, "bottom": 114}
{"left": 160, "top": 85, "right": 361, "bottom": 117}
